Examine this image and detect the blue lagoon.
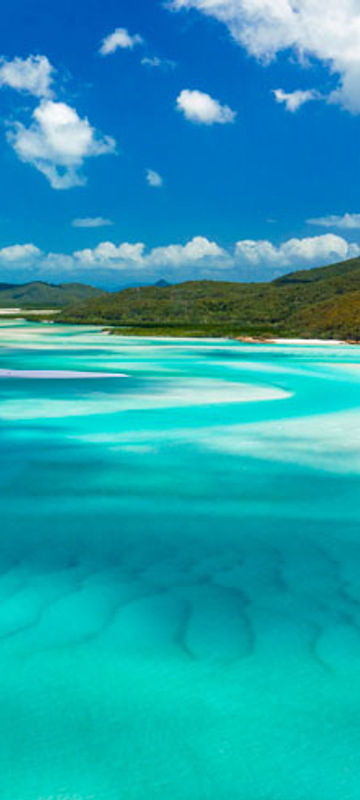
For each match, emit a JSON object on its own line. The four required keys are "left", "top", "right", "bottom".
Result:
{"left": 0, "top": 322, "right": 360, "bottom": 799}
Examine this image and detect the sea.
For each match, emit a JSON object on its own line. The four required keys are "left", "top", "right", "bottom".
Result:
{"left": 0, "top": 320, "right": 360, "bottom": 799}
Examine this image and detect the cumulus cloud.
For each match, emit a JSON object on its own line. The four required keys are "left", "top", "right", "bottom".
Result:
{"left": 235, "top": 234, "right": 360, "bottom": 268}
{"left": 0, "top": 243, "right": 42, "bottom": 262}
{"left": 7, "top": 100, "right": 116, "bottom": 189}
{"left": 72, "top": 217, "right": 114, "bottom": 228}
{"left": 0, "top": 53, "right": 117, "bottom": 190}
{"left": 307, "top": 213, "right": 360, "bottom": 230}
{"left": 273, "top": 88, "right": 320, "bottom": 112}
{"left": 1, "top": 233, "right": 358, "bottom": 282}
{"left": 73, "top": 236, "right": 226, "bottom": 269}
{"left": 146, "top": 168, "right": 163, "bottom": 187}
{"left": 99, "top": 27, "right": 143, "bottom": 56}
{"left": 170, "top": 0, "right": 360, "bottom": 114}
{"left": 176, "top": 89, "right": 236, "bottom": 124}
{"left": 74, "top": 241, "right": 146, "bottom": 266}
{"left": 0, "top": 55, "right": 54, "bottom": 98}
{"left": 148, "top": 236, "right": 227, "bottom": 266}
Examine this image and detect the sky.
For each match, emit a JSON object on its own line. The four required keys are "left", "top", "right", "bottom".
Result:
{"left": 1, "top": 0, "right": 360, "bottom": 287}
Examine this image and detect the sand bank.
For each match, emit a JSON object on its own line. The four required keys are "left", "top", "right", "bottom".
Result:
{"left": 0, "top": 369, "right": 128, "bottom": 379}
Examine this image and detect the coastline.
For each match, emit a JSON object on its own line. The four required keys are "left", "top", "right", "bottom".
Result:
{"left": 1, "top": 314, "right": 359, "bottom": 345}
{"left": 234, "top": 336, "right": 355, "bottom": 345}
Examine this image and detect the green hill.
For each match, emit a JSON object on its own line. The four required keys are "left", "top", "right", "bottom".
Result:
{"left": 0, "top": 281, "right": 105, "bottom": 309}
{"left": 57, "top": 256, "right": 360, "bottom": 339}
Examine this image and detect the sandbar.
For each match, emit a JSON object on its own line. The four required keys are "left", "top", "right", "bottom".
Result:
{"left": 0, "top": 369, "right": 128, "bottom": 379}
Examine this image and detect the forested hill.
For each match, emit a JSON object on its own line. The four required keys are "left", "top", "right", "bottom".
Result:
{"left": 0, "top": 281, "right": 105, "bottom": 308}
{"left": 58, "top": 256, "right": 360, "bottom": 340}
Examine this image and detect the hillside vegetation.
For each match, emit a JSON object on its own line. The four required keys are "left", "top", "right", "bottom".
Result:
{"left": 58, "top": 256, "right": 360, "bottom": 339}
{"left": 0, "top": 281, "right": 105, "bottom": 308}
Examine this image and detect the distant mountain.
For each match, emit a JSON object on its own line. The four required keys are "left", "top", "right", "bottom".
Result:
{"left": 58, "top": 256, "right": 360, "bottom": 339}
{"left": 0, "top": 281, "right": 106, "bottom": 308}
{"left": 154, "top": 279, "right": 170, "bottom": 287}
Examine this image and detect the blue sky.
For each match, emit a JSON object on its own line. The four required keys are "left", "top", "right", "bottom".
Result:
{"left": 1, "top": 0, "right": 360, "bottom": 287}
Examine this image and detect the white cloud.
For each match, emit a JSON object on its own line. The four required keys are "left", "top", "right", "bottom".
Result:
{"left": 99, "top": 27, "right": 143, "bottom": 56}
{"left": 307, "top": 213, "right": 360, "bottom": 230}
{"left": 142, "top": 56, "right": 162, "bottom": 68}
{"left": 73, "top": 236, "right": 227, "bottom": 270}
{"left": 74, "top": 242, "right": 146, "bottom": 267}
{"left": 0, "top": 54, "right": 117, "bottom": 191}
{"left": 0, "top": 55, "right": 54, "bottom": 98}
{"left": 147, "top": 236, "right": 227, "bottom": 266}
{"left": 41, "top": 252, "right": 76, "bottom": 273}
{"left": 141, "top": 56, "right": 176, "bottom": 69}
{"left": 72, "top": 217, "right": 114, "bottom": 228}
{"left": 146, "top": 168, "right": 163, "bottom": 187}
{"left": 176, "top": 89, "right": 236, "bottom": 124}
{"left": 0, "top": 243, "right": 42, "bottom": 262}
{"left": 1, "top": 234, "right": 358, "bottom": 280}
{"left": 235, "top": 234, "right": 360, "bottom": 268}
{"left": 7, "top": 100, "right": 116, "bottom": 189}
{"left": 273, "top": 88, "right": 319, "bottom": 112}
{"left": 170, "top": 0, "right": 360, "bottom": 114}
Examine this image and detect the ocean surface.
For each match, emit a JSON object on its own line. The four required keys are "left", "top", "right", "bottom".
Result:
{"left": 1, "top": 321, "right": 360, "bottom": 800}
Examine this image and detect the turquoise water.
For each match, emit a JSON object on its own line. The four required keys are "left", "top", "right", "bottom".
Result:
{"left": 1, "top": 322, "right": 360, "bottom": 799}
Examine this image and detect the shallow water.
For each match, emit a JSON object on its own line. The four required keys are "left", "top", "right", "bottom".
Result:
{"left": 1, "top": 322, "right": 360, "bottom": 799}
